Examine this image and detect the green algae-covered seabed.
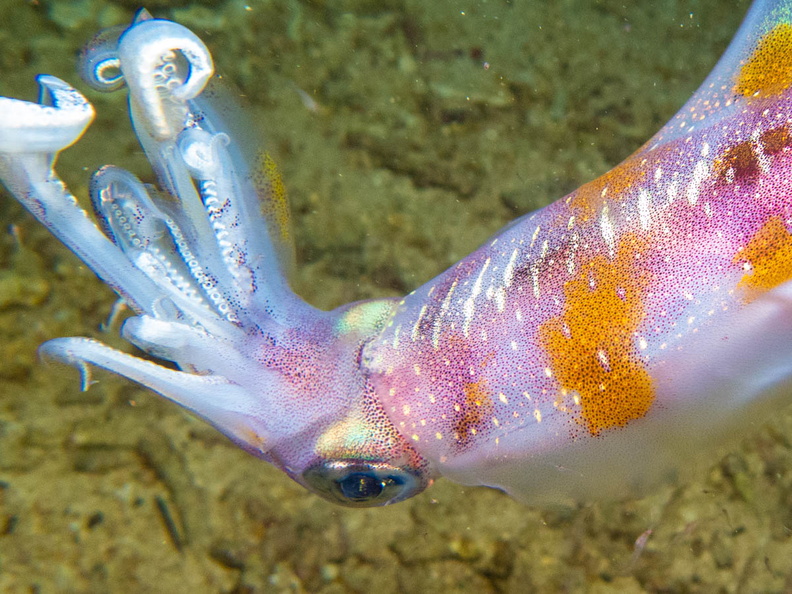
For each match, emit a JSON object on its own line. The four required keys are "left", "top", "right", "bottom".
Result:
{"left": 3, "top": 0, "right": 788, "bottom": 591}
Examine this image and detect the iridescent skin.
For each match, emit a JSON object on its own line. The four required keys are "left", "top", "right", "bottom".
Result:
{"left": 1, "top": 3, "right": 792, "bottom": 507}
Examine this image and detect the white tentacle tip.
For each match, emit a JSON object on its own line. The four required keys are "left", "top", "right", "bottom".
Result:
{"left": 117, "top": 18, "right": 214, "bottom": 140}
{"left": 0, "top": 75, "right": 94, "bottom": 154}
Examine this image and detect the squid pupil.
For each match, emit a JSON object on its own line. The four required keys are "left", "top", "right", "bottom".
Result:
{"left": 339, "top": 473, "right": 385, "bottom": 501}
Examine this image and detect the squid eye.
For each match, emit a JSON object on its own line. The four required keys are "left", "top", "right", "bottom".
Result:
{"left": 302, "top": 460, "right": 427, "bottom": 507}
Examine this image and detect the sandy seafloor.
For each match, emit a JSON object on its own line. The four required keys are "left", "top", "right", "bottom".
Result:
{"left": 4, "top": 0, "right": 792, "bottom": 591}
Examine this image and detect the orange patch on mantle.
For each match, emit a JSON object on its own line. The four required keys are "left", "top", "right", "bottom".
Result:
{"left": 565, "top": 142, "right": 675, "bottom": 222}
{"left": 735, "top": 216, "right": 792, "bottom": 300}
{"left": 538, "top": 234, "right": 654, "bottom": 435}
{"left": 453, "top": 379, "right": 494, "bottom": 445}
{"left": 734, "top": 23, "right": 792, "bottom": 98}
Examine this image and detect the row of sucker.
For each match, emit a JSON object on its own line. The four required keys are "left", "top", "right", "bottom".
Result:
{"left": 125, "top": 52, "right": 246, "bottom": 325}
{"left": 78, "top": 10, "right": 245, "bottom": 327}
{"left": 178, "top": 128, "right": 257, "bottom": 303}
{"left": 89, "top": 165, "right": 237, "bottom": 327}
{"left": 81, "top": 12, "right": 298, "bottom": 330}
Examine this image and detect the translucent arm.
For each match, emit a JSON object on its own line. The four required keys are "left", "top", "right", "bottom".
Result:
{"left": 0, "top": 76, "right": 163, "bottom": 313}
